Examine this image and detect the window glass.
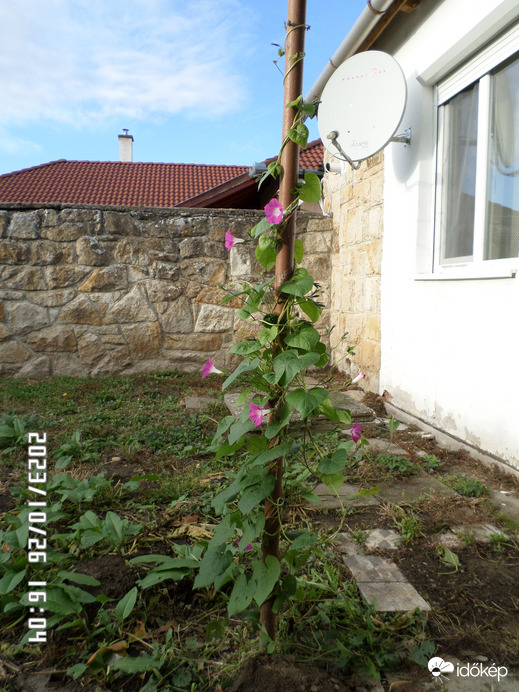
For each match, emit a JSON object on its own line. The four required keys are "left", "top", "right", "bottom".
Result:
{"left": 440, "top": 82, "right": 479, "bottom": 262}
{"left": 486, "top": 54, "right": 519, "bottom": 260}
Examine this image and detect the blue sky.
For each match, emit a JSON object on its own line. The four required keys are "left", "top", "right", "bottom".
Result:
{"left": 0, "top": 0, "right": 366, "bottom": 175}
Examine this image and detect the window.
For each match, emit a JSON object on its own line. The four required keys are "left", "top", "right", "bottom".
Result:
{"left": 435, "top": 27, "right": 519, "bottom": 272}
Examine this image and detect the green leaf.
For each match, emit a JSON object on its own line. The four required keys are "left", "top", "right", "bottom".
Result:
{"left": 58, "top": 571, "right": 101, "bottom": 587}
{"left": 238, "top": 473, "right": 276, "bottom": 514}
{"left": 288, "top": 532, "right": 318, "bottom": 552}
{"left": 251, "top": 217, "right": 272, "bottom": 237}
{"left": 255, "top": 235, "right": 277, "bottom": 271}
{"left": 222, "top": 358, "right": 259, "bottom": 391}
{"left": 280, "top": 270, "right": 314, "bottom": 297}
{"left": 111, "top": 655, "right": 162, "bottom": 673}
{"left": 0, "top": 569, "right": 26, "bottom": 595}
{"left": 284, "top": 325, "right": 320, "bottom": 352}
{"left": 228, "top": 418, "right": 256, "bottom": 446}
{"left": 271, "top": 350, "right": 320, "bottom": 387}
{"left": 103, "top": 511, "right": 125, "bottom": 546}
{"left": 114, "top": 587, "right": 138, "bottom": 622}
{"left": 228, "top": 573, "right": 256, "bottom": 616}
{"left": 273, "top": 574, "right": 297, "bottom": 611}
{"left": 230, "top": 340, "right": 262, "bottom": 356}
{"left": 258, "top": 325, "right": 278, "bottom": 346}
{"left": 322, "top": 472, "right": 344, "bottom": 492}
{"left": 318, "top": 396, "right": 351, "bottom": 424}
{"left": 194, "top": 545, "right": 233, "bottom": 589}
{"left": 251, "top": 441, "right": 293, "bottom": 468}
{"left": 297, "top": 171, "right": 322, "bottom": 203}
{"left": 297, "top": 297, "right": 322, "bottom": 322}
{"left": 437, "top": 545, "right": 461, "bottom": 571}
{"left": 286, "top": 387, "right": 329, "bottom": 418}
{"left": 287, "top": 123, "right": 309, "bottom": 148}
{"left": 294, "top": 238, "right": 304, "bottom": 264}
{"left": 253, "top": 556, "right": 281, "bottom": 606}
{"left": 264, "top": 405, "right": 291, "bottom": 439}
{"left": 318, "top": 448, "right": 348, "bottom": 475}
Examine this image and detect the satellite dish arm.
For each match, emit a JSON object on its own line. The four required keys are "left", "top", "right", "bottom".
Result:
{"left": 327, "top": 131, "right": 361, "bottom": 170}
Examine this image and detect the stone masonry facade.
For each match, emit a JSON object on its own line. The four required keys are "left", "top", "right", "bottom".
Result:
{"left": 323, "top": 151, "right": 384, "bottom": 392}
{"left": 0, "top": 205, "right": 332, "bottom": 379}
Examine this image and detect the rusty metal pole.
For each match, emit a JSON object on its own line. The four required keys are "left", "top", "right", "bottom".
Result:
{"left": 260, "top": 0, "right": 307, "bottom": 642}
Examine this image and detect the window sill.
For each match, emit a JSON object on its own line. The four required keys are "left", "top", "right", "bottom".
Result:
{"left": 416, "top": 266, "right": 517, "bottom": 281}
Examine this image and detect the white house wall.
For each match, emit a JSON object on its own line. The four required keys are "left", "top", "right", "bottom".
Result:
{"left": 378, "top": 0, "right": 519, "bottom": 470}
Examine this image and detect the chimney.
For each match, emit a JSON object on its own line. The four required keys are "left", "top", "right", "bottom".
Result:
{"left": 118, "top": 129, "right": 134, "bottom": 162}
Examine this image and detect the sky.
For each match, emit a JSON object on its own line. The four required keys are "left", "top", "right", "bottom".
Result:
{"left": 0, "top": 0, "right": 367, "bottom": 175}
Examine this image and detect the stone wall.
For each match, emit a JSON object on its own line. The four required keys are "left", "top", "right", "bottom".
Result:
{"left": 323, "top": 151, "right": 384, "bottom": 391}
{"left": 0, "top": 205, "right": 332, "bottom": 378}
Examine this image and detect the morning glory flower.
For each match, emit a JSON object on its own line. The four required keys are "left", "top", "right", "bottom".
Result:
{"left": 224, "top": 231, "right": 244, "bottom": 251}
{"left": 249, "top": 402, "right": 271, "bottom": 427}
{"left": 264, "top": 198, "right": 284, "bottom": 225}
{"left": 202, "top": 358, "right": 223, "bottom": 378}
{"left": 350, "top": 423, "right": 363, "bottom": 443}
{"left": 351, "top": 372, "right": 366, "bottom": 385}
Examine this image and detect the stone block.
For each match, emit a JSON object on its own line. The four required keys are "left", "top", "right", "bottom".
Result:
{"left": 344, "top": 554, "right": 406, "bottom": 583}
{"left": 45, "top": 265, "right": 91, "bottom": 289}
{"left": 30, "top": 241, "right": 64, "bottom": 265}
{"left": 0, "top": 211, "right": 9, "bottom": 238}
{"left": 78, "top": 265, "right": 128, "bottom": 292}
{"left": 104, "top": 211, "right": 140, "bottom": 238}
{"left": 365, "top": 528, "right": 401, "bottom": 551}
{"left": 77, "top": 332, "right": 107, "bottom": 366}
{"left": 141, "top": 279, "right": 184, "bottom": 303}
{"left": 179, "top": 237, "right": 205, "bottom": 258}
{"left": 150, "top": 262, "right": 180, "bottom": 281}
{"left": 0, "top": 266, "right": 45, "bottom": 291}
{"left": 7, "top": 211, "right": 40, "bottom": 239}
{"left": 5, "top": 302, "right": 50, "bottom": 335}
{"left": 195, "top": 304, "right": 234, "bottom": 333}
{"left": 27, "top": 326, "right": 77, "bottom": 352}
{"left": 120, "top": 322, "right": 162, "bottom": 360}
{"left": 230, "top": 245, "right": 252, "bottom": 278}
{"left": 50, "top": 353, "right": 88, "bottom": 377}
{"left": 56, "top": 295, "right": 102, "bottom": 325}
{"left": 15, "top": 355, "right": 52, "bottom": 379}
{"left": 163, "top": 332, "right": 222, "bottom": 351}
{"left": 159, "top": 297, "right": 194, "bottom": 333}
{"left": 76, "top": 236, "right": 112, "bottom": 265}
{"left": 303, "top": 231, "right": 332, "bottom": 254}
{"left": 114, "top": 237, "right": 150, "bottom": 266}
{"left": 0, "top": 324, "right": 12, "bottom": 341}
{"left": 0, "top": 240, "right": 30, "bottom": 264}
{"left": 0, "top": 340, "right": 31, "bottom": 363}
{"left": 104, "top": 286, "right": 156, "bottom": 324}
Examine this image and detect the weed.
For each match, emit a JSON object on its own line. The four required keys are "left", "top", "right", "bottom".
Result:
{"left": 393, "top": 510, "right": 423, "bottom": 543}
{"left": 351, "top": 529, "right": 368, "bottom": 547}
{"left": 423, "top": 454, "right": 443, "bottom": 470}
{"left": 372, "top": 452, "right": 419, "bottom": 476}
{"left": 444, "top": 472, "right": 489, "bottom": 497}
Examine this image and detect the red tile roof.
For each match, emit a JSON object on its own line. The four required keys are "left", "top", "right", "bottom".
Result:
{"left": 0, "top": 139, "right": 324, "bottom": 209}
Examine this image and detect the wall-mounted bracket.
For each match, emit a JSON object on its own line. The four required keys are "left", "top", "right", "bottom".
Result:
{"left": 390, "top": 127, "right": 411, "bottom": 147}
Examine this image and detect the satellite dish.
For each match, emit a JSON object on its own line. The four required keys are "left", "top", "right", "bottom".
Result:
{"left": 317, "top": 51, "right": 407, "bottom": 165}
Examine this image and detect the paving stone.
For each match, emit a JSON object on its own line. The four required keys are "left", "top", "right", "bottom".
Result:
{"left": 359, "top": 581, "right": 430, "bottom": 612}
{"left": 365, "top": 528, "right": 401, "bottom": 551}
{"left": 451, "top": 523, "right": 507, "bottom": 543}
{"left": 375, "top": 474, "right": 457, "bottom": 503}
{"left": 437, "top": 531, "right": 464, "bottom": 549}
{"left": 343, "top": 554, "right": 406, "bottom": 583}
{"left": 313, "top": 481, "right": 379, "bottom": 508}
{"left": 489, "top": 488, "right": 519, "bottom": 525}
{"left": 364, "top": 437, "right": 410, "bottom": 456}
{"left": 184, "top": 395, "right": 217, "bottom": 411}
{"left": 335, "top": 532, "right": 363, "bottom": 556}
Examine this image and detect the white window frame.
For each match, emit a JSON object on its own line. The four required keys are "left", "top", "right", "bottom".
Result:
{"left": 432, "top": 21, "right": 519, "bottom": 279}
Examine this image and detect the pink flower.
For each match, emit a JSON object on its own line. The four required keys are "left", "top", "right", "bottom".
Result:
{"left": 249, "top": 402, "right": 271, "bottom": 427}
{"left": 202, "top": 358, "right": 223, "bottom": 378}
{"left": 351, "top": 372, "right": 366, "bottom": 385}
{"left": 350, "top": 423, "right": 363, "bottom": 443}
{"left": 235, "top": 539, "right": 252, "bottom": 551}
{"left": 225, "top": 231, "right": 244, "bottom": 251}
{"left": 264, "top": 198, "right": 284, "bottom": 225}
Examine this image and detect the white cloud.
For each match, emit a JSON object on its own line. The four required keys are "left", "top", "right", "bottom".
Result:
{"left": 0, "top": 0, "right": 253, "bottom": 127}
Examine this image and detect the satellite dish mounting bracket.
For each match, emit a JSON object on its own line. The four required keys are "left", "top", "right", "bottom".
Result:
{"left": 390, "top": 127, "right": 412, "bottom": 147}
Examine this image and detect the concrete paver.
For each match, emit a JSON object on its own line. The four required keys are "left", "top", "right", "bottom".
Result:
{"left": 365, "top": 528, "right": 401, "bottom": 551}
{"left": 375, "top": 474, "right": 458, "bottom": 503}
{"left": 312, "top": 481, "right": 379, "bottom": 508}
{"left": 451, "top": 523, "right": 508, "bottom": 543}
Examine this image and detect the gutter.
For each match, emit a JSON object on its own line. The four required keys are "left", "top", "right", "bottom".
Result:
{"left": 304, "top": 0, "right": 416, "bottom": 107}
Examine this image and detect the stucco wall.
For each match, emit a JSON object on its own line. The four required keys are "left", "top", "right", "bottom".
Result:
{"left": 0, "top": 205, "right": 332, "bottom": 378}
{"left": 323, "top": 151, "right": 384, "bottom": 392}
